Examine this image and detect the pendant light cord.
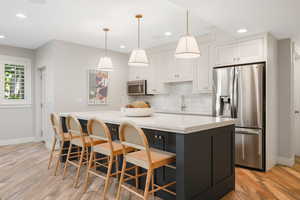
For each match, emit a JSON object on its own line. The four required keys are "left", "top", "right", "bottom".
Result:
{"left": 186, "top": 9, "right": 189, "bottom": 35}
{"left": 105, "top": 30, "right": 108, "bottom": 56}
{"left": 138, "top": 17, "right": 141, "bottom": 49}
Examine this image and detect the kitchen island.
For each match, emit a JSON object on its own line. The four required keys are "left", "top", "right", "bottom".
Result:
{"left": 60, "top": 111, "right": 235, "bottom": 200}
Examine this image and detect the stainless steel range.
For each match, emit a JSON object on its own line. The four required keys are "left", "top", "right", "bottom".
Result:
{"left": 213, "top": 62, "right": 265, "bottom": 171}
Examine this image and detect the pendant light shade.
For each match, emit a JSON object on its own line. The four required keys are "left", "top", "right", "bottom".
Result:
{"left": 175, "top": 9, "right": 200, "bottom": 59}
{"left": 98, "top": 28, "right": 113, "bottom": 71}
{"left": 128, "top": 14, "right": 149, "bottom": 67}
{"left": 128, "top": 48, "right": 149, "bottom": 67}
{"left": 98, "top": 56, "right": 113, "bottom": 71}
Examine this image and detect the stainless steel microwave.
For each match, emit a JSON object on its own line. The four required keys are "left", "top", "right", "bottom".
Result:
{"left": 127, "top": 80, "right": 147, "bottom": 96}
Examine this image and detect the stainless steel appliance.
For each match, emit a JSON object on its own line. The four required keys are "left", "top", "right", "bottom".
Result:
{"left": 127, "top": 80, "right": 147, "bottom": 96}
{"left": 213, "top": 63, "right": 265, "bottom": 170}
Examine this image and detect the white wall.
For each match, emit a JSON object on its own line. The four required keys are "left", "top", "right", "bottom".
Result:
{"left": 0, "top": 45, "right": 36, "bottom": 144}
{"left": 276, "top": 39, "right": 295, "bottom": 166}
{"left": 35, "top": 40, "right": 129, "bottom": 144}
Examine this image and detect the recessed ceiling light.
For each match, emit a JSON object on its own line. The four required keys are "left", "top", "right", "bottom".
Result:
{"left": 237, "top": 28, "right": 248, "bottom": 33}
{"left": 16, "top": 13, "right": 27, "bottom": 19}
{"left": 164, "top": 32, "right": 172, "bottom": 36}
{"left": 120, "top": 45, "right": 126, "bottom": 49}
{"left": 0, "top": 35, "right": 5, "bottom": 39}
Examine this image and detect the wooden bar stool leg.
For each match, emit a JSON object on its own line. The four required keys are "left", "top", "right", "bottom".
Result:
{"left": 116, "top": 159, "right": 127, "bottom": 200}
{"left": 151, "top": 172, "right": 155, "bottom": 198}
{"left": 103, "top": 155, "right": 114, "bottom": 196}
{"left": 62, "top": 143, "right": 73, "bottom": 179}
{"left": 74, "top": 146, "right": 85, "bottom": 188}
{"left": 83, "top": 151, "right": 94, "bottom": 193}
{"left": 135, "top": 166, "right": 139, "bottom": 189}
{"left": 48, "top": 136, "right": 57, "bottom": 169}
{"left": 144, "top": 169, "right": 153, "bottom": 200}
{"left": 115, "top": 155, "right": 119, "bottom": 179}
{"left": 54, "top": 141, "right": 64, "bottom": 176}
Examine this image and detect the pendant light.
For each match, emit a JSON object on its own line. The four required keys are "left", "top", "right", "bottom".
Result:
{"left": 98, "top": 28, "right": 113, "bottom": 71}
{"left": 128, "top": 14, "right": 149, "bottom": 67}
{"left": 175, "top": 9, "right": 200, "bottom": 59}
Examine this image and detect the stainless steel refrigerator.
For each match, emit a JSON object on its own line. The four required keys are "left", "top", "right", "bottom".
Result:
{"left": 213, "top": 62, "right": 265, "bottom": 171}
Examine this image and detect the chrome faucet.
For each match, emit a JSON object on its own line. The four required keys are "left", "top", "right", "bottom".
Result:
{"left": 180, "top": 95, "right": 187, "bottom": 112}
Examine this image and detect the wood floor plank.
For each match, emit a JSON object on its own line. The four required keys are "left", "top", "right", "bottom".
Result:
{"left": 1, "top": 142, "right": 300, "bottom": 200}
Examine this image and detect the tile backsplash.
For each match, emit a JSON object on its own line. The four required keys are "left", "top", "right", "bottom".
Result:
{"left": 130, "top": 82, "right": 213, "bottom": 115}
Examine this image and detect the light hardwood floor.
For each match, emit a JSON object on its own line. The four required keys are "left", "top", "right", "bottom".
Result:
{"left": 1, "top": 142, "right": 300, "bottom": 200}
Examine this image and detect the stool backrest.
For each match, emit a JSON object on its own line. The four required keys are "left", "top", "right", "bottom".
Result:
{"left": 50, "top": 113, "right": 64, "bottom": 141}
{"left": 119, "top": 121, "right": 152, "bottom": 165}
{"left": 66, "top": 115, "right": 87, "bottom": 145}
{"left": 87, "top": 118, "right": 113, "bottom": 154}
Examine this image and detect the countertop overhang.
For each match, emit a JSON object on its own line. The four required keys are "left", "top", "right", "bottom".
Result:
{"left": 59, "top": 111, "right": 235, "bottom": 134}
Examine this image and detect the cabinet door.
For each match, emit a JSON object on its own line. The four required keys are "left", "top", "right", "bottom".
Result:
{"left": 237, "top": 38, "right": 265, "bottom": 64}
{"left": 165, "top": 51, "right": 180, "bottom": 82}
{"left": 215, "top": 43, "right": 238, "bottom": 66}
{"left": 128, "top": 66, "right": 149, "bottom": 81}
{"left": 165, "top": 50, "right": 194, "bottom": 83}
{"left": 147, "top": 53, "right": 168, "bottom": 94}
{"left": 175, "top": 58, "right": 194, "bottom": 82}
{"left": 193, "top": 44, "right": 212, "bottom": 93}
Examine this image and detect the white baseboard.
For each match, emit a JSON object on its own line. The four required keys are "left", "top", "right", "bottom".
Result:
{"left": 0, "top": 137, "right": 38, "bottom": 146}
{"left": 277, "top": 156, "right": 295, "bottom": 167}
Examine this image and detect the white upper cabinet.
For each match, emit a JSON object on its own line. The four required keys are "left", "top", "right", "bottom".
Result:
{"left": 165, "top": 50, "right": 194, "bottom": 83}
{"left": 215, "top": 43, "right": 238, "bottom": 66}
{"left": 147, "top": 52, "right": 168, "bottom": 94}
{"left": 237, "top": 38, "right": 265, "bottom": 64}
{"left": 192, "top": 43, "right": 212, "bottom": 93}
{"left": 215, "top": 36, "right": 266, "bottom": 67}
{"left": 128, "top": 66, "right": 150, "bottom": 81}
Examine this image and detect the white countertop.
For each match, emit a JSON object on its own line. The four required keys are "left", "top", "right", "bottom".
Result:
{"left": 60, "top": 111, "right": 235, "bottom": 134}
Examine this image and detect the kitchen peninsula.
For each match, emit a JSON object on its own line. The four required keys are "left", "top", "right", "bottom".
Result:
{"left": 60, "top": 111, "right": 235, "bottom": 200}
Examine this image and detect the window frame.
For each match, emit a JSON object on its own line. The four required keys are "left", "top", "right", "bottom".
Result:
{"left": 0, "top": 55, "right": 32, "bottom": 107}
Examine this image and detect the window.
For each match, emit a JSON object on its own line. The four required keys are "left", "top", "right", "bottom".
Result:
{"left": 0, "top": 56, "right": 31, "bottom": 106}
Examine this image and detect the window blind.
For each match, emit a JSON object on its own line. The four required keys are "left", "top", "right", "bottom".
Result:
{"left": 4, "top": 64, "right": 25, "bottom": 100}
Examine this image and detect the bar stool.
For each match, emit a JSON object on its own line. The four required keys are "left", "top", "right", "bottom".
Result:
{"left": 83, "top": 118, "right": 136, "bottom": 197}
{"left": 48, "top": 113, "right": 79, "bottom": 175}
{"left": 116, "top": 121, "right": 176, "bottom": 200}
{"left": 62, "top": 115, "right": 105, "bottom": 187}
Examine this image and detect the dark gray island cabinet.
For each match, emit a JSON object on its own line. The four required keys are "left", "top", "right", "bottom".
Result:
{"left": 60, "top": 111, "right": 235, "bottom": 200}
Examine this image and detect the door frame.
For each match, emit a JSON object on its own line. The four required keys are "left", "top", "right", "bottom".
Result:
{"left": 35, "top": 66, "right": 53, "bottom": 148}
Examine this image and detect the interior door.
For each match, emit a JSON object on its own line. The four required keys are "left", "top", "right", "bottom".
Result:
{"left": 294, "top": 58, "right": 300, "bottom": 156}
{"left": 234, "top": 64, "right": 264, "bottom": 129}
{"left": 40, "top": 68, "right": 47, "bottom": 140}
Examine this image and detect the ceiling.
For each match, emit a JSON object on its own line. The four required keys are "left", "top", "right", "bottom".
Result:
{"left": 0, "top": 0, "right": 300, "bottom": 53}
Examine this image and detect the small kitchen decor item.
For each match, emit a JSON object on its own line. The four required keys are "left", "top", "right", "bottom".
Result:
{"left": 88, "top": 69, "right": 109, "bottom": 104}
{"left": 121, "top": 101, "right": 153, "bottom": 117}
{"left": 121, "top": 107, "right": 154, "bottom": 117}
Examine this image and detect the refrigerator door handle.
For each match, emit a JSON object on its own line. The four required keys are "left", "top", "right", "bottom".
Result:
{"left": 230, "top": 68, "right": 235, "bottom": 118}
{"left": 235, "top": 128, "right": 261, "bottom": 135}
{"left": 232, "top": 68, "right": 238, "bottom": 118}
